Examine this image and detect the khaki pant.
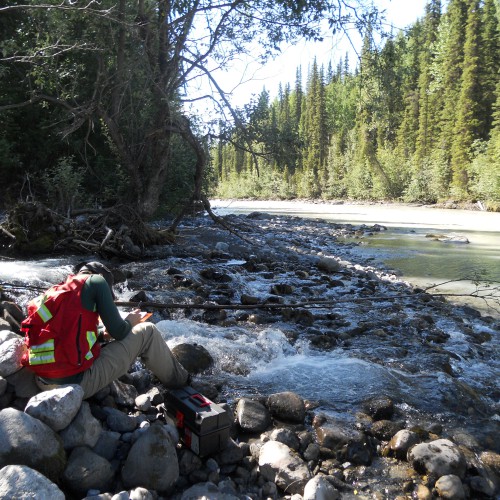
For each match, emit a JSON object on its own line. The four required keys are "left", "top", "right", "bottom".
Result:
{"left": 36, "top": 322, "right": 189, "bottom": 399}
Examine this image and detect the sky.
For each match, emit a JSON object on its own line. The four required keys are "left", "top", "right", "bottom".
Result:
{"left": 187, "top": 0, "right": 431, "bottom": 118}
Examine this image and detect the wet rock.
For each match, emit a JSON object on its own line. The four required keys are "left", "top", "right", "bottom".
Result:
{"left": 267, "top": 391, "right": 305, "bottom": 424}
{"left": 480, "top": 450, "right": 500, "bottom": 475}
{"left": 469, "top": 475, "right": 497, "bottom": 497}
{"left": 59, "top": 401, "right": 102, "bottom": 450}
{"left": 62, "top": 446, "right": 114, "bottom": 496}
{"left": 434, "top": 474, "right": 466, "bottom": 499}
{"left": 25, "top": 385, "right": 84, "bottom": 431}
{"left": 408, "top": 439, "right": 467, "bottom": 479}
{"left": 303, "top": 475, "right": 340, "bottom": 500}
{"left": 258, "top": 440, "right": 312, "bottom": 494}
{"left": 236, "top": 398, "right": 271, "bottom": 433}
{"left": 0, "top": 464, "right": 65, "bottom": 499}
{"left": 200, "top": 268, "right": 232, "bottom": 282}
{"left": 171, "top": 343, "right": 214, "bottom": 373}
{"left": 425, "top": 233, "right": 469, "bottom": 244}
{"left": 370, "top": 419, "right": 405, "bottom": 441}
{"left": 0, "top": 408, "right": 66, "bottom": 482}
{"left": 0, "top": 336, "right": 24, "bottom": 377}
{"left": 387, "top": 430, "right": 420, "bottom": 460}
{"left": 240, "top": 294, "right": 261, "bottom": 305}
{"left": 314, "top": 420, "right": 374, "bottom": 465}
{"left": 270, "top": 283, "right": 294, "bottom": 295}
{"left": 317, "top": 257, "right": 341, "bottom": 273}
{"left": 121, "top": 425, "right": 179, "bottom": 491}
{"left": 362, "top": 395, "right": 394, "bottom": 420}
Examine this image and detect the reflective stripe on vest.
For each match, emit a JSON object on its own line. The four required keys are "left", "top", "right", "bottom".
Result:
{"left": 36, "top": 302, "right": 53, "bottom": 323}
{"left": 29, "top": 339, "right": 55, "bottom": 365}
{"left": 85, "top": 331, "right": 97, "bottom": 360}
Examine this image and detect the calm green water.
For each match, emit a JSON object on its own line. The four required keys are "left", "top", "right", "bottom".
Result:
{"left": 212, "top": 200, "right": 500, "bottom": 315}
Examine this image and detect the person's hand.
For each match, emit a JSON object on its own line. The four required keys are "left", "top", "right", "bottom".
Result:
{"left": 125, "top": 309, "right": 143, "bottom": 327}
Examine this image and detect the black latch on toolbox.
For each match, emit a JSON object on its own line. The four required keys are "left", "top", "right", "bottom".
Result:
{"left": 164, "top": 386, "right": 231, "bottom": 457}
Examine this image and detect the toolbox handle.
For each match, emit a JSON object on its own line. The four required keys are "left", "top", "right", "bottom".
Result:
{"left": 189, "top": 393, "right": 211, "bottom": 408}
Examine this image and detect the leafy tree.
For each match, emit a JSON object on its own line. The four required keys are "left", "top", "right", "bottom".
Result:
{"left": 1, "top": 0, "right": 383, "bottom": 218}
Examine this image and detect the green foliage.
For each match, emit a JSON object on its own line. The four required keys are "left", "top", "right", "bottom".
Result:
{"left": 213, "top": 0, "right": 500, "bottom": 208}
{"left": 41, "top": 156, "right": 85, "bottom": 214}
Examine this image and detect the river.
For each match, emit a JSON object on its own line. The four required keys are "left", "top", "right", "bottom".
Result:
{"left": 211, "top": 200, "right": 500, "bottom": 318}
{"left": 0, "top": 203, "right": 499, "bottom": 457}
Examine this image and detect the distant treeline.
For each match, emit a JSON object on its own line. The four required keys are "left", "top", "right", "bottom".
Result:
{"left": 212, "top": 0, "right": 500, "bottom": 209}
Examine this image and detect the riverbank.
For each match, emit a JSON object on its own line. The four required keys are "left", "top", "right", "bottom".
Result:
{"left": 0, "top": 211, "right": 499, "bottom": 499}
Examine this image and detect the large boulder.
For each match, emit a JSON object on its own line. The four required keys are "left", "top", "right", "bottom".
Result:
{"left": 121, "top": 424, "right": 179, "bottom": 492}
{"left": 59, "top": 401, "right": 102, "bottom": 450}
{"left": 0, "top": 464, "right": 65, "bottom": 500}
{"left": 62, "top": 446, "right": 114, "bottom": 496}
{"left": 408, "top": 439, "right": 467, "bottom": 479}
{"left": 0, "top": 407, "right": 66, "bottom": 482}
{"left": 24, "top": 385, "right": 84, "bottom": 431}
{"left": 236, "top": 398, "right": 272, "bottom": 433}
{"left": 258, "top": 440, "right": 311, "bottom": 495}
{"left": 267, "top": 391, "right": 305, "bottom": 423}
{"left": 315, "top": 420, "right": 375, "bottom": 465}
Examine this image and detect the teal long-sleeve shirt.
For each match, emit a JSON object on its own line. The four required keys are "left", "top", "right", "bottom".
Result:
{"left": 81, "top": 273, "right": 131, "bottom": 341}
{"left": 40, "top": 273, "right": 132, "bottom": 384}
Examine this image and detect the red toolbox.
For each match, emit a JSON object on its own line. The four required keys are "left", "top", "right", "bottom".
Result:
{"left": 164, "top": 386, "right": 231, "bottom": 457}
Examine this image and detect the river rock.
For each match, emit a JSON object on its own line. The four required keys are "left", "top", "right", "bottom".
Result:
{"left": 480, "top": 450, "right": 500, "bottom": 475}
{"left": 317, "top": 257, "right": 340, "bottom": 273}
{"left": 0, "top": 464, "right": 65, "bottom": 499}
{"left": 0, "top": 336, "right": 25, "bottom": 376}
{"left": 303, "top": 475, "right": 340, "bottom": 500}
{"left": 110, "top": 379, "right": 138, "bottom": 407}
{"left": 425, "top": 233, "right": 469, "bottom": 244}
{"left": 135, "top": 393, "right": 152, "bottom": 411}
{"left": 24, "top": 384, "right": 84, "bottom": 431}
{"left": 0, "top": 376, "right": 6, "bottom": 396}
{"left": 0, "top": 330, "right": 19, "bottom": 342}
{"left": 362, "top": 395, "right": 394, "bottom": 420}
{"left": 469, "top": 475, "right": 497, "bottom": 497}
{"left": 0, "top": 407, "right": 66, "bottom": 482}
{"left": 236, "top": 398, "right": 271, "bottom": 433}
{"left": 387, "top": 429, "right": 420, "bottom": 459}
{"left": 4, "top": 367, "right": 39, "bottom": 398}
{"left": 62, "top": 446, "right": 114, "bottom": 496}
{"left": 171, "top": 343, "right": 214, "bottom": 373}
{"left": 258, "top": 440, "right": 312, "bottom": 494}
{"left": 103, "top": 406, "right": 138, "bottom": 432}
{"left": 434, "top": 474, "right": 466, "bottom": 499}
{"left": 59, "top": 401, "right": 102, "bottom": 450}
{"left": 121, "top": 424, "right": 179, "bottom": 491}
{"left": 408, "top": 439, "right": 467, "bottom": 479}
{"left": 267, "top": 391, "right": 305, "bottom": 423}
{"left": 92, "top": 429, "right": 121, "bottom": 461}
{"left": 370, "top": 419, "right": 405, "bottom": 440}
{"left": 270, "top": 427, "right": 301, "bottom": 451}
{"left": 180, "top": 481, "right": 238, "bottom": 500}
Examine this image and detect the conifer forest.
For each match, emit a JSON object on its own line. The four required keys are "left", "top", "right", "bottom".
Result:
{"left": 214, "top": 0, "right": 500, "bottom": 209}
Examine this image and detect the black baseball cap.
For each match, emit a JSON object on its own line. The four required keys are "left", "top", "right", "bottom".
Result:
{"left": 74, "top": 261, "right": 116, "bottom": 298}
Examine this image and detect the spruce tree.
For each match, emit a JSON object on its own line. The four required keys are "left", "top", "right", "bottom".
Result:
{"left": 450, "top": 0, "right": 482, "bottom": 196}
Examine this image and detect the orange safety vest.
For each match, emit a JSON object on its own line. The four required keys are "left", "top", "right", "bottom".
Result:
{"left": 21, "top": 274, "right": 100, "bottom": 378}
